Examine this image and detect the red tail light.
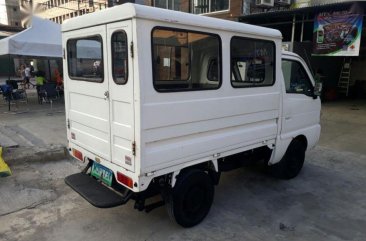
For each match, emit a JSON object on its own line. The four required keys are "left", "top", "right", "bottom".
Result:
{"left": 117, "top": 172, "right": 133, "bottom": 188}
{"left": 72, "top": 148, "right": 83, "bottom": 162}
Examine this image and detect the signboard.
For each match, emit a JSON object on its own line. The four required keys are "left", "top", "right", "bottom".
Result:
{"left": 313, "top": 11, "right": 363, "bottom": 56}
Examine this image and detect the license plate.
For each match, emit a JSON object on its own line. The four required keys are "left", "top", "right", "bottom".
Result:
{"left": 91, "top": 162, "right": 113, "bottom": 186}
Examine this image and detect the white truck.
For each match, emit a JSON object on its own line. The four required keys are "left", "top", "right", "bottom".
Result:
{"left": 63, "top": 3, "right": 321, "bottom": 227}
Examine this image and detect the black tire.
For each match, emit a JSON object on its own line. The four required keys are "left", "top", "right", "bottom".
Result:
{"left": 166, "top": 169, "right": 214, "bottom": 228}
{"left": 268, "top": 139, "right": 306, "bottom": 179}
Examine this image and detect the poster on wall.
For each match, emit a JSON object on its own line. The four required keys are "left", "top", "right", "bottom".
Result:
{"left": 313, "top": 11, "right": 363, "bottom": 56}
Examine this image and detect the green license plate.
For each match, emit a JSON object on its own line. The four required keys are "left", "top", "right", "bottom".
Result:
{"left": 91, "top": 162, "right": 113, "bottom": 186}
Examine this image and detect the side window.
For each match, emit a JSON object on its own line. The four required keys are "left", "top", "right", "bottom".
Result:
{"left": 111, "top": 31, "right": 128, "bottom": 84}
{"left": 282, "top": 59, "right": 313, "bottom": 96}
{"left": 67, "top": 36, "right": 103, "bottom": 82}
{"left": 231, "top": 37, "right": 275, "bottom": 88}
{"left": 152, "top": 27, "right": 221, "bottom": 92}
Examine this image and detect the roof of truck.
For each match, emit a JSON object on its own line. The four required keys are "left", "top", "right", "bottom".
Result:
{"left": 62, "top": 3, "right": 282, "bottom": 39}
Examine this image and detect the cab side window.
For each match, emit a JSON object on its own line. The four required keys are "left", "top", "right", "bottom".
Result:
{"left": 282, "top": 59, "right": 313, "bottom": 96}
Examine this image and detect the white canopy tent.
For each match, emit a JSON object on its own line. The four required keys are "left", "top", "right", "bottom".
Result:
{"left": 0, "top": 16, "right": 62, "bottom": 57}
{"left": 0, "top": 17, "right": 62, "bottom": 111}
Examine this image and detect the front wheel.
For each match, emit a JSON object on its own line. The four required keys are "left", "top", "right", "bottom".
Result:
{"left": 268, "top": 139, "right": 306, "bottom": 179}
{"left": 166, "top": 169, "right": 214, "bottom": 228}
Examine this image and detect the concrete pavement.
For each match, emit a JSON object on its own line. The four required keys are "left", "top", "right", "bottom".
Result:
{"left": 0, "top": 88, "right": 67, "bottom": 164}
{"left": 1, "top": 95, "right": 365, "bottom": 240}
{"left": 0, "top": 145, "right": 366, "bottom": 241}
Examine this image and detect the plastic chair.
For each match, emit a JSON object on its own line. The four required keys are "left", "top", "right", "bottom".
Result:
{"left": 40, "top": 83, "right": 59, "bottom": 110}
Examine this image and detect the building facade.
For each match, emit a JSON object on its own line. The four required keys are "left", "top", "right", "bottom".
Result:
{"left": 20, "top": 0, "right": 108, "bottom": 24}
{"left": 28, "top": 0, "right": 252, "bottom": 23}
{"left": 0, "top": 0, "right": 22, "bottom": 27}
{"left": 112, "top": 0, "right": 244, "bottom": 21}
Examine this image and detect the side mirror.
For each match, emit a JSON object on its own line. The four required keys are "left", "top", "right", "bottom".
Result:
{"left": 313, "top": 82, "right": 323, "bottom": 98}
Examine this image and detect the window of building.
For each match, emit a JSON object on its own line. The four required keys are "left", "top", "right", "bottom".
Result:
{"left": 154, "top": 0, "right": 182, "bottom": 11}
{"left": 111, "top": 31, "right": 128, "bottom": 84}
{"left": 282, "top": 59, "right": 313, "bottom": 96}
{"left": 192, "top": 0, "right": 229, "bottom": 14}
{"left": 67, "top": 36, "right": 103, "bottom": 82}
{"left": 231, "top": 37, "right": 275, "bottom": 88}
{"left": 152, "top": 27, "right": 221, "bottom": 92}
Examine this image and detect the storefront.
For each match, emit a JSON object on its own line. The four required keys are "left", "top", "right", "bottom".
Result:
{"left": 240, "top": 1, "right": 366, "bottom": 100}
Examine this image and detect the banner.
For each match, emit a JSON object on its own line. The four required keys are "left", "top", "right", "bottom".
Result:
{"left": 313, "top": 11, "right": 363, "bottom": 56}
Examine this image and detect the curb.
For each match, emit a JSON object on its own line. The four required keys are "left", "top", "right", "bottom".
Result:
{"left": 3, "top": 145, "right": 71, "bottom": 167}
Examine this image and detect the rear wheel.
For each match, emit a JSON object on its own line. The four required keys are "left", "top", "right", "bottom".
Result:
{"left": 268, "top": 139, "right": 306, "bottom": 179}
{"left": 166, "top": 169, "right": 214, "bottom": 228}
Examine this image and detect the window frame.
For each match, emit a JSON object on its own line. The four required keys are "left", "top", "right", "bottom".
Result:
{"left": 151, "top": 26, "right": 222, "bottom": 93}
{"left": 281, "top": 58, "right": 315, "bottom": 97}
{"left": 67, "top": 34, "right": 104, "bottom": 83}
{"left": 154, "top": 0, "right": 180, "bottom": 11}
{"left": 230, "top": 36, "right": 276, "bottom": 89}
{"left": 192, "top": 0, "right": 230, "bottom": 15}
{"left": 111, "top": 30, "right": 129, "bottom": 85}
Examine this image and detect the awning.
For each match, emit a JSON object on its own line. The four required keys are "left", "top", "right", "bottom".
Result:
{"left": 0, "top": 16, "right": 62, "bottom": 58}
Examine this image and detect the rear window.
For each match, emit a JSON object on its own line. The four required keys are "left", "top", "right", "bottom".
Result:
{"left": 67, "top": 35, "right": 103, "bottom": 82}
{"left": 111, "top": 31, "right": 128, "bottom": 84}
{"left": 152, "top": 27, "right": 221, "bottom": 92}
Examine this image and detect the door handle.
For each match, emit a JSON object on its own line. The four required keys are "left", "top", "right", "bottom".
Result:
{"left": 104, "top": 91, "right": 109, "bottom": 100}
{"left": 285, "top": 117, "right": 292, "bottom": 120}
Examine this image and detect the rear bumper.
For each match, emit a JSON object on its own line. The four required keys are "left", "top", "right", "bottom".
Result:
{"left": 68, "top": 141, "right": 141, "bottom": 192}
{"left": 65, "top": 172, "right": 132, "bottom": 208}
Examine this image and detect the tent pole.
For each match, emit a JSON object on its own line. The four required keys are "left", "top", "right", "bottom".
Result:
{"left": 8, "top": 55, "right": 11, "bottom": 111}
{"left": 48, "top": 59, "right": 51, "bottom": 82}
{"left": 7, "top": 55, "right": 10, "bottom": 81}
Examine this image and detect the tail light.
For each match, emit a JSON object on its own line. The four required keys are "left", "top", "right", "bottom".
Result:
{"left": 117, "top": 172, "right": 133, "bottom": 188}
{"left": 72, "top": 148, "right": 83, "bottom": 162}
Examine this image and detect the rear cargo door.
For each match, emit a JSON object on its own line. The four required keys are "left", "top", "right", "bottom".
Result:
{"left": 107, "top": 20, "right": 135, "bottom": 172}
{"left": 65, "top": 25, "right": 111, "bottom": 161}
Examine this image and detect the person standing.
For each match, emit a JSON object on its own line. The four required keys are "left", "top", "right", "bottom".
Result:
{"left": 24, "top": 64, "right": 31, "bottom": 89}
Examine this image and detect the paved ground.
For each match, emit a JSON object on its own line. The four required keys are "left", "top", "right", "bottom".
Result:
{"left": 0, "top": 88, "right": 66, "bottom": 148}
{"left": 1, "top": 145, "right": 366, "bottom": 241}
{"left": 319, "top": 100, "right": 366, "bottom": 155}
{"left": 0, "top": 88, "right": 66, "bottom": 162}
{"left": 0, "top": 99, "right": 365, "bottom": 240}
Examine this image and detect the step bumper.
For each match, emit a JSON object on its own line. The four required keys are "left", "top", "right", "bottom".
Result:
{"left": 65, "top": 173, "right": 132, "bottom": 208}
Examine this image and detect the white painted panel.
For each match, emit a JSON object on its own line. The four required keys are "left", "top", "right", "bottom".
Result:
{"left": 112, "top": 136, "right": 134, "bottom": 169}
{"left": 70, "top": 122, "right": 109, "bottom": 160}
{"left": 144, "top": 119, "right": 278, "bottom": 170}
{"left": 143, "top": 93, "right": 280, "bottom": 129}
{"left": 107, "top": 20, "right": 135, "bottom": 172}
{"left": 69, "top": 92, "right": 109, "bottom": 120}
{"left": 64, "top": 25, "right": 111, "bottom": 161}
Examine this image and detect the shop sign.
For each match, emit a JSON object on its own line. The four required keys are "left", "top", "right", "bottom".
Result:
{"left": 313, "top": 10, "right": 363, "bottom": 56}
